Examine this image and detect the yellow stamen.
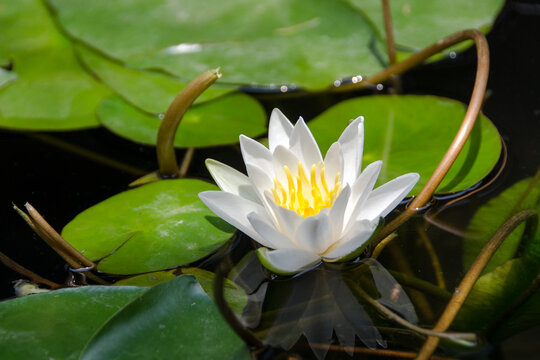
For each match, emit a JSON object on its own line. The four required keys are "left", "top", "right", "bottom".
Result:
{"left": 271, "top": 161, "right": 342, "bottom": 217}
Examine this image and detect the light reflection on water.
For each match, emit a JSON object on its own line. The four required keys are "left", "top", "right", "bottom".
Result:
{"left": 228, "top": 252, "right": 419, "bottom": 359}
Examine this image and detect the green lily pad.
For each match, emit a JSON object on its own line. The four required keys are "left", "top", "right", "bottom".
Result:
{"left": 0, "top": 0, "right": 111, "bottom": 130}
{"left": 181, "top": 268, "right": 248, "bottom": 314}
{"left": 0, "top": 286, "right": 147, "bottom": 360}
{"left": 348, "top": 0, "right": 504, "bottom": 55}
{"left": 46, "top": 0, "right": 384, "bottom": 89}
{"left": 97, "top": 94, "right": 267, "bottom": 148}
{"left": 62, "top": 179, "right": 235, "bottom": 275}
{"left": 114, "top": 268, "right": 248, "bottom": 314}
{"left": 0, "top": 68, "right": 17, "bottom": 89}
{"left": 453, "top": 257, "right": 540, "bottom": 333}
{"left": 114, "top": 270, "right": 177, "bottom": 286}
{"left": 309, "top": 95, "right": 501, "bottom": 195}
{"left": 492, "top": 283, "right": 540, "bottom": 341}
{"left": 463, "top": 176, "right": 540, "bottom": 273}
{"left": 76, "top": 45, "right": 233, "bottom": 114}
{"left": 81, "top": 275, "right": 250, "bottom": 360}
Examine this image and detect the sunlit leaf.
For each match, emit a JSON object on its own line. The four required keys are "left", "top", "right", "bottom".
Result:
{"left": 62, "top": 179, "right": 235, "bottom": 275}
{"left": 0, "top": 286, "right": 147, "bottom": 360}
{"left": 453, "top": 257, "right": 540, "bottom": 333}
{"left": 76, "top": 45, "right": 233, "bottom": 114}
{"left": 0, "top": 0, "right": 110, "bottom": 130}
{"left": 463, "top": 176, "right": 540, "bottom": 272}
{"left": 97, "top": 94, "right": 267, "bottom": 148}
{"left": 81, "top": 275, "right": 250, "bottom": 360}
{"left": 46, "top": 0, "right": 385, "bottom": 89}
{"left": 309, "top": 95, "right": 501, "bottom": 195}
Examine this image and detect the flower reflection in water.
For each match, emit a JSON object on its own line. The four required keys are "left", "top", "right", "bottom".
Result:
{"left": 228, "top": 253, "right": 418, "bottom": 359}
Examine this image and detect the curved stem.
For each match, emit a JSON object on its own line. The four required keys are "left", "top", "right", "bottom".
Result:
{"left": 415, "top": 210, "right": 538, "bottom": 360}
{"left": 346, "top": 278, "right": 476, "bottom": 342}
{"left": 417, "top": 225, "right": 446, "bottom": 290}
{"left": 372, "top": 29, "right": 490, "bottom": 241}
{"left": 370, "top": 232, "right": 397, "bottom": 259}
{"left": 214, "top": 262, "right": 264, "bottom": 350}
{"left": 157, "top": 69, "right": 221, "bottom": 177}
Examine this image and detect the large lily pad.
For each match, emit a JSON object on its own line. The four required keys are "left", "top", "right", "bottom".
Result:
{"left": 62, "top": 179, "right": 235, "bottom": 274}
{"left": 0, "top": 0, "right": 110, "bottom": 130}
{"left": 463, "top": 176, "right": 540, "bottom": 273}
{"left": 348, "top": 0, "right": 504, "bottom": 53}
{"left": 81, "top": 275, "right": 250, "bottom": 360}
{"left": 309, "top": 95, "right": 502, "bottom": 195}
{"left": 0, "top": 286, "right": 147, "bottom": 360}
{"left": 46, "top": 0, "right": 384, "bottom": 89}
{"left": 76, "top": 45, "right": 233, "bottom": 114}
{"left": 97, "top": 94, "right": 267, "bottom": 148}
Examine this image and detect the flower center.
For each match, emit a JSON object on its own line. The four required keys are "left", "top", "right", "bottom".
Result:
{"left": 271, "top": 161, "right": 341, "bottom": 218}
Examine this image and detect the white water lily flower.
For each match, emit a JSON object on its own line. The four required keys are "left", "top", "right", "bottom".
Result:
{"left": 199, "top": 109, "right": 419, "bottom": 275}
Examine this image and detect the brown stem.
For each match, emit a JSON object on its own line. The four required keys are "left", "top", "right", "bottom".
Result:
{"left": 24, "top": 203, "right": 95, "bottom": 268}
{"left": 157, "top": 69, "right": 221, "bottom": 177}
{"left": 370, "top": 232, "right": 397, "bottom": 259}
{"left": 381, "top": 0, "right": 397, "bottom": 66}
{"left": 346, "top": 278, "right": 476, "bottom": 342}
{"left": 417, "top": 225, "right": 446, "bottom": 290}
{"left": 372, "top": 29, "right": 490, "bottom": 242}
{"left": 0, "top": 251, "right": 62, "bottom": 289}
{"left": 415, "top": 210, "right": 538, "bottom": 360}
{"left": 14, "top": 203, "right": 109, "bottom": 285}
{"left": 178, "top": 147, "right": 195, "bottom": 178}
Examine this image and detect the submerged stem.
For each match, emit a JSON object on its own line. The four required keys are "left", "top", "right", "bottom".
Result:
{"left": 417, "top": 225, "right": 446, "bottom": 290}
{"left": 157, "top": 69, "right": 221, "bottom": 177}
{"left": 415, "top": 210, "right": 538, "bottom": 359}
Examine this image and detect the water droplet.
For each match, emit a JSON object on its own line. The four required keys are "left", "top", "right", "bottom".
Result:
{"left": 449, "top": 51, "right": 457, "bottom": 59}
{"left": 352, "top": 75, "right": 363, "bottom": 83}
{"left": 376, "top": 84, "right": 384, "bottom": 91}
{"left": 280, "top": 85, "right": 288, "bottom": 93}
{"left": 158, "top": 114, "right": 165, "bottom": 119}
{"left": 333, "top": 80, "right": 342, "bottom": 87}
{"left": 454, "top": 288, "right": 461, "bottom": 294}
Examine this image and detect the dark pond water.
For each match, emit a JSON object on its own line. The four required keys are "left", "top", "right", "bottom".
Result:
{"left": 1, "top": 1, "right": 539, "bottom": 358}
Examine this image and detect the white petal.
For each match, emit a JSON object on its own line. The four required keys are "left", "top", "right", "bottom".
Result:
{"left": 289, "top": 117, "right": 323, "bottom": 168}
{"left": 205, "top": 159, "right": 259, "bottom": 203}
{"left": 272, "top": 145, "right": 300, "bottom": 191}
{"left": 337, "top": 117, "right": 364, "bottom": 185}
{"left": 244, "top": 163, "right": 273, "bottom": 196}
{"left": 329, "top": 185, "right": 351, "bottom": 238}
{"left": 257, "top": 247, "right": 321, "bottom": 275}
{"left": 199, "top": 191, "right": 268, "bottom": 244}
{"left": 323, "top": 220, "right": 374, "bottom": 260}
{"left": 294, "top": 212, "right": 333, "bottom": 254}
{"left": 247, "top": 212, "right": 296, "bottom": 250}
{"left": 357, "top": 173, "right": 420, "bottom": 221}
{"left": 239, "top": 135, "right": 274, "bottom": 177}
{"left": 323, "top": 142, "right": 343, "bottom": 188}
{"left": 264, "top": 191, "right": 304, "bottom": 239}
{"left": 268, "top": 108, "right": 294, "bottom": 152}
{"left": 344, "top": 161, "right": 382, "bottom": 225}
